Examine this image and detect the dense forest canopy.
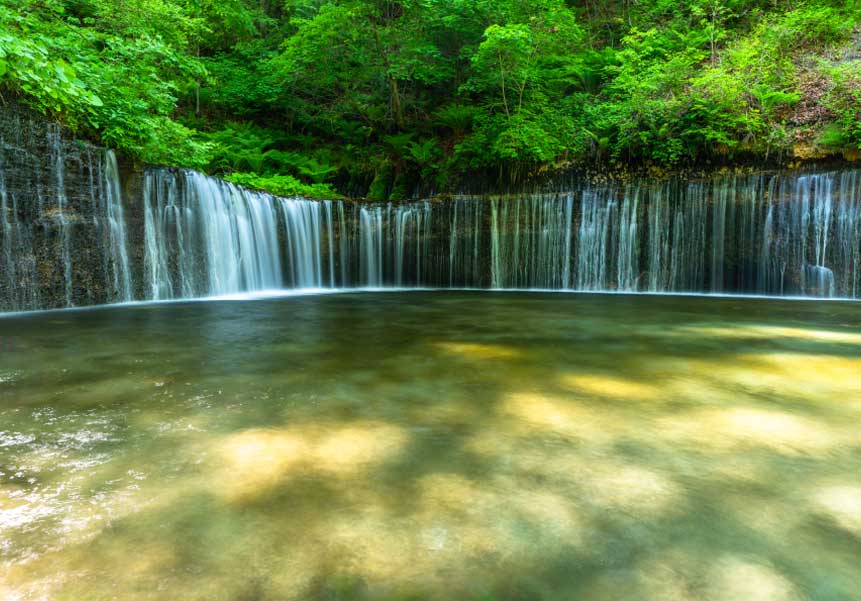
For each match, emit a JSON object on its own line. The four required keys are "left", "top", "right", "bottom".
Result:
{"left": 1, "top": 0, "right": 859, "bottom": 198}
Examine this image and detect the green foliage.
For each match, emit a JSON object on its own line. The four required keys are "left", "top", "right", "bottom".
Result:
{"left": 578, "top": 0, "right": 859, "bottom": 165}
{"left": 224, "top": 172, "right": 340, "bottom": 199}
{"left": 0, "top": 0, "right": 210, "bottom": 167}
{"left": 458, "top": 2, "right": 584, "bottom": 170}
{"left": 819, "top": 61, "right": 861, "bottom": 150}
{"left": 0, "top": 8, "right": 103, "bottom": 120}
{"left": 3, "top": 0, "right": 860, "bottom": 196}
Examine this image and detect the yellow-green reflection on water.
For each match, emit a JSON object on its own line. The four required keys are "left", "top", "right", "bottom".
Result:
{"left": 0, "top": 292, "right": 859, "bottom": 601}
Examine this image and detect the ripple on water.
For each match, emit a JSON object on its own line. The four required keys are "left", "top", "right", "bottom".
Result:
{"left": 0, "top": 432, "right": 36, "bottom": 447}
{"left": 0, "top": 371, "right": 21, "bottom": 384}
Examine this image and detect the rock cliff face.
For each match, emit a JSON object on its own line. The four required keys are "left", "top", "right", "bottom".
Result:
{"left": 2, "top": 107, "right": 861, "bottom": 313}
{"left": 0, "top": 110, "right": 148, "bottom": 311}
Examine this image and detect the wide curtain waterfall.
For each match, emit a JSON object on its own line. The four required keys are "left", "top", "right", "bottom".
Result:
{"left": 136, "top": 168, "right": 861, "bottom": 299}
{"left": 2, "top": 145, "right": 861, "bottom": 311}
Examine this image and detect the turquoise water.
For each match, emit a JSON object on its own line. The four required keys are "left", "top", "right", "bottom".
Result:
{"left": 1, "top": 292, "right": 860, "bottom": 600}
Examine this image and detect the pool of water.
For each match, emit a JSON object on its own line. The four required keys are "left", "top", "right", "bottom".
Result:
{"left": 1, "top": 292, "right": 860, "bottom": 601}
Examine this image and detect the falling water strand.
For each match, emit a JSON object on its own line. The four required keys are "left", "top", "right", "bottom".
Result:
{"left": 48, "top": 124, "right": 74, "bottom": 306}
{"left": 101, "top": 150, "right": 133, "bottom": 302}
{"left": 358, "top": 206, "right": 383, "bottom": 287}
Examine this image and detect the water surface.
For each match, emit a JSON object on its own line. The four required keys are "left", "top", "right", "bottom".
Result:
{"left": 1, "top": 292, "right": 860, "bottom": 600}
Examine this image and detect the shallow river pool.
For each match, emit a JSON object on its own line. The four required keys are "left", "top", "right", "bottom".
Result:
{"left": 1, "top": 292, "right": 860, "bottom": 600}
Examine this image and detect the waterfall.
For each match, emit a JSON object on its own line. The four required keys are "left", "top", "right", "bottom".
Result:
{"left": 491, "top": 194, "right": 574, "bottom": 289}
{"left": 0, "top": 119, "right": 134, "bottom": 311}
{"left": 449, "top": 197, "right": 485, "bottom": 287}
{"left": 486, "top": 172, "right": 860, "bottom": 297}
{"left": 325, "top": 201, "right": 336, "bottom": 287}
{"left": 647, "top": 184, "right": 670, "bottom": 292}
{"left": 671, "top": 181, "right": 708, "bottom": 292}
{"left": 617, "top": 187, "right": 640, "bottom": 291}
{"left": 337, "top": 201, "right": 351, "bottom": 287}
{"left": 710, "top": 177, "right": 730, "bottom": 292}
{"left": 392, "top": 206, "right": 409, "bottom": 286}
{"left": 809, "top": 175, "right": 835, "bottom": 296}
{"left": 279, "top": 198, "right": 324, "bottom": 289}
{"left": 48, "top": 124, "right": 74, "bottom": 306}
{"left": 359, "top": 206, "right": 384, "bottom": 287}
{"left": 0, "top": 163, "right": 40, "bottom": 311}
{"left": 387, "top": 201, "right": 433, "bottom": 287}
{"left": 95, "top": 150, "right": 133, "bottom": 302}
{"left": 577, "top": 188, "right": 614, "bottom": 291}
{"left": 143, "top": 170, "right": 176, "bottom": 299}
{"left": 4, "top": 120, "right": 861, "bottom": 313}
{"left": 143, "top": 170, "right": 284, "bottom": 298}
{"left": 837, "top": 171, "right": 861, "bottom": 297}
